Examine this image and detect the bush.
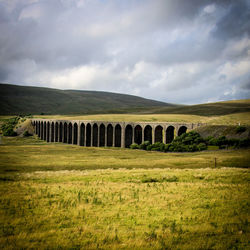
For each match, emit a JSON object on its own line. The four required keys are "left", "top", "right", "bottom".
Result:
{"left": 236, "top": 126, "right": 246, "bottom": 133}
{"left": 1, "top": 117, "right": 19, "bottom": 137}
{"left": 227, "top": 138, "right": 240, "bottom": 147}
{"left": 164, "top": 144, "right": 171, "bottom": 152}
{"left": 239, "top": 139, "right": 250, "bottom": 148}
{"left": 197, "top": 143, "right": 207, "bottom": 151}
{"left": 130, "top": 143, "right": 139, "bottom": 149}
{"left": 217, "top": 136, "right": 228, "bottom": 146}
{"left": 188, "top": 144, "right": 198, "bottom": 152}
{"left": 146, "top": 145, "right": 153, "bottom": 151}
{"left": 3, "top": 127, "right": 17, "bottom": 136}
{"left": 23, "top": 131, "right": 32, "bottom": 137}
{"left": 150, "top": 142, "right": 165, "bottom": 152}
{"left": 139, "top": 141, "right": 151, "bottom": 150}
{"left": 207, "top": 137, "right": 218, "bottom": 146}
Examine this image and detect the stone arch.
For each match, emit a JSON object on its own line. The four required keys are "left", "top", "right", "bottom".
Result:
{"left": 80, "top": 123, "right": 85, "bottom": 146}
{"left": 86, "top": 123, "right": 91, "bottom": 146}
{"left": 125, "top": 124, "right": 133, "bottom": 148}
{"left": 51, "top": 122, "right": 55, "bottom": 142}
{"left": 99, "top": 124, "right": 105, "bottom": 147}
{"left": 63, "top": 122, "right": 68, "bottom": 143}
{"left": 155, "top": 125, "right": 163, "bottom": 143}
{"left": 59, "top": 122, "right": 63, "bottom": 142}
{"left": 134, "top": 125, "right": 142, "bottom": 145}
{"left": 68, "top": 123, "right": 72, "bottom": 144}
{"left": 38, "top": 121, "right": 41, "bottom": 137}
{"left": 41, "top": 121, "right": 44, "bottom": 139}
{"left": 178, "top": 126, "right": 187, "bottom": 136}
{"left": 92, "top": 123, "right": 98, "bottom": 147}
{"left": 37, "top": 121, "right": 39, "bottom": 135}
{"left": 144, "top": 125, "right": 152, "bottom": 144}
{"left": 166, "top": 126, "right": 175, "bottom": 143}
{"left": 46, "top": 122, "right": 50, "bottom": 142}
{"left": 44, "top": 122, "right": 47, "bottom": 141}
{"left": 115, "top": 124, "right": 121, "bottom": 147}
{"left": 107, "top": 124, "right": 113, "bottom": 147}
{"left": 73, "top": 123, "right": 78, "bottom": 145}
{"left": 55, "top": 122, "right": 59, "bottom": 142}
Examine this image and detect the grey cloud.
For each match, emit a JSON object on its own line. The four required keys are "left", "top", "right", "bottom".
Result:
{"left": 0, "top": 0, "right": 249, "bottom": 104}
{"left": 212, "top": 0, "right": 250, "bottom": 39}
{"left": 240, "top": 80, "right": 250, "bottom": 90}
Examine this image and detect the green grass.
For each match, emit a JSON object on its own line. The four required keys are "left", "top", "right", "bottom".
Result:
{"left": 1, "top": 83, "right": 250, "bottom": 116}
{"left": 0, "top": 168, "right": 249, "bottom": 249}
{"left": 0, "top": 136, "right": 250, "bottom": 173}
{"left": 32, "top": 111, "right": 250, "bottom": 125}
{"left": 0, "top": 83, "right": 171, "bottom": 115}
{"left": 0, "top": 136, "right": 249, "bottom": 249}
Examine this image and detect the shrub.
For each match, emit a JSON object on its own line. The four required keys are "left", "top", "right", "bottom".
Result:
{"left": 236, "top": 126, "right": 246, "bottom": 133}
{"left": 159, "top": 143, "right": 165, "bottom": 152}
{"left": 150, "top": 142, "right": 165, "bottom": 152}
{"left": 197, "top": 143, "right": 207, "bottom": 151}
{"left": 227, "top": 138, "right": 239, "bottom": 147}
{"left": 1, "top": 117, "right": 19, "bottom": 137}
{"left": 188, "top": 144, "right": 198, "bottom": 152}
{"left": 239, "top": 139, "right": 250, "bottom": 148}
{"left": 205, "top": 136, "right": 214, "bottom": 143}
{"left": 164, "top": 144, "right": 171, "bottom": 152}
{"left": 3, "top": 127, "right": 17, "bottom": 136}
{"left": 207, "top": 137, "right": 218, "bottom": 146}
{"left": 130, "top": 143, "right": 139, "bottom": 149}
{"left": 23, "top": 131, "right": 32, "bottom": 137}
{"left": 217, "top": 136, "right": 228, "bottom": 146}
{"left": 183, "top": 136, "right": 193, "bottom": 145}
{"left": 146, "top": 145, "right": 153, "bottom": 151}
{"left": 139, "top": 141, "right": 151, "bottom": 150}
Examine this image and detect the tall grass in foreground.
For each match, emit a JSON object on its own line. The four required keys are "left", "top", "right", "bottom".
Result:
{"left": 0, "top": 168, "right": 249, "bottom": 249}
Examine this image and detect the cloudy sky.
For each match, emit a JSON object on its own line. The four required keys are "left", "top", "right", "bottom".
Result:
{"left": 0, "top": 0, "right": 250, "bottom": 104}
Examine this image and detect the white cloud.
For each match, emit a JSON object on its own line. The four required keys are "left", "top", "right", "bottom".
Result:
{"left": 0, "top": 0, "right": 250, "bottom": 104}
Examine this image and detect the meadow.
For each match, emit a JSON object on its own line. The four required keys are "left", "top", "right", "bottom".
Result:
{"left": 32, "top": 111, "right": 250, "bottom": 125}
{"left": 0, "top": 135, "right": 250, "bottom": 249}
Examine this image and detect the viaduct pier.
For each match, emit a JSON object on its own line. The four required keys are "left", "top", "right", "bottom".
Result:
{"left": 32, "top": 119, "right": 203, "bottom": 148}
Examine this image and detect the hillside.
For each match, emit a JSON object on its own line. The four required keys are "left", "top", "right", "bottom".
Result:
{"left": 0, "top": 83, "right": 174, "bottom": 115}
{"left": 155, "top": 99, "right": 250, "bottom": 116}
{"left": 1, "top": 83, "right": 250, "bottom": 116}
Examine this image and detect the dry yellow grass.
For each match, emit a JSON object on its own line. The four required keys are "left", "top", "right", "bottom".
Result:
{"left": 32, "top": 112, "right": 250, "bottom": 125}
{"left": 0, "top": 168, "right": 249, "bottom": 249}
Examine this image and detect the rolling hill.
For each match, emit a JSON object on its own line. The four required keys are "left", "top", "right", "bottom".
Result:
{"left": 1, "top": 83, "right": 250, "bottom": 116}
{"left": 0, "top": 83, "right": 175, "bottom": 115}
{"left": 155, "top": 99, "right": 250, "bottom": 116}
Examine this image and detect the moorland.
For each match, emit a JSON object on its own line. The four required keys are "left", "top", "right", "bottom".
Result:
{"left": 0, "top": 84, "right": 249, "bottom": 249}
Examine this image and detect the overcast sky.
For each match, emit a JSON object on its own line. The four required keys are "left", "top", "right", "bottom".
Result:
{"left": 0, "top": 0, "right": 250, "bottom": 104}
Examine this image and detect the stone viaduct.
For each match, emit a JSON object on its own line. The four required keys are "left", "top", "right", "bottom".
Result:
{"left": 31, "top": 119, "right": 203, "bottom": 148}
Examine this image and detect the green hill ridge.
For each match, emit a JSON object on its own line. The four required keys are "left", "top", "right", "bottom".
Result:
{"left": 0, "top": 83, "right": 174, "bottom": 115}
{"left": 1, "top": 83, "right": 250, "bottom": 116}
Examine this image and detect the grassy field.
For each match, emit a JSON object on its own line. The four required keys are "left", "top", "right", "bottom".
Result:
{"left": 0, "top": 168, "right": 249, "bottom": 249}
{"left": 0, "top": 136, "right": 250, "bottom": 173}
{"left": 32, "top": 111, "right": 250, "bottom": 125}
{"left": 0, "top": 136, "right": 250, "bottom": 249}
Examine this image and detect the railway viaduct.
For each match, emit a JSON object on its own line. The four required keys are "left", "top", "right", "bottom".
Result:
{"left": 31, "top": 119, "right": 203, "bottom": 148}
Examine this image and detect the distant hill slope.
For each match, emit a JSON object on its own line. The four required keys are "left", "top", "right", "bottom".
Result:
{"left": 0, "top": 83, "right": 174, "bottom": 115}
{"left": 156, "top": 99, "right": 250, "bottom": 116}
